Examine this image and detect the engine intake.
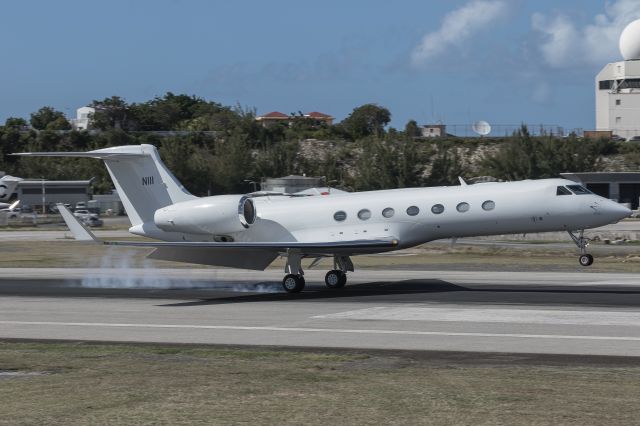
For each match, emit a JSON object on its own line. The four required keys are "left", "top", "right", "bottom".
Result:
{"left": 154, "top": 195, "right": 256, "bottom": 235}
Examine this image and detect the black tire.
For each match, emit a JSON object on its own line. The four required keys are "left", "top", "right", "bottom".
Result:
{"left": 282, "top": 274, "right": 305, "bottom": 293}
{"left": 579, "top": 254, "right": 594, "bottom": 267}
{"left": 325, "top": 270, "right": 347, "bottom": 289}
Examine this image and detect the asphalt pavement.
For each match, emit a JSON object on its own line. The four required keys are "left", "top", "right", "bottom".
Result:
{"left": 0, "top": 268, "right": 639, "bottom": 356}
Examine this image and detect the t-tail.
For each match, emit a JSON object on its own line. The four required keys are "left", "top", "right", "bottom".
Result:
{"left": 13, "top": 144, "right": 196, "bottom": 228}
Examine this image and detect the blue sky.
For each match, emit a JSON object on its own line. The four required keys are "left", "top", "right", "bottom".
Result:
{"left": 1, "top": 0, "right": 639, "bottom": 132}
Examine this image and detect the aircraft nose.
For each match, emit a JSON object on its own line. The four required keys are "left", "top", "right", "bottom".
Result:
{"left": 603, "top": 200, "right": 632, "bottom": 222}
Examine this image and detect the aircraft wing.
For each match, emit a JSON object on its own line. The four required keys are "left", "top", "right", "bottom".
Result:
{"left": 104, "top": 239, "right": 398, "bottom": 252}
{"left": 56, "top": 204, "right": 399, "bottom": 270}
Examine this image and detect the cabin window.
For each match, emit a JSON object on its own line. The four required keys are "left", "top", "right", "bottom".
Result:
{"left": 482, "top": 200, "right": 495, "bottom": 211}
{"left": 333, "top": 211, "right": 347, "bottom": 221}
{"left": 382, "top": 207, "right": 395, "bottom": 218}
{"left": 567, "top": 185, "right": 592, "bottom": 195}
{"left": 357, "top": 209, "right": 371, "bottom": 220}
{"left": 431, "top": 204, "right": 444, "bottom": 214}
{"left": 406, "top": 206, "right": 420, "bottom": 216}
{"left": 556, "top": 186, "right": 572, "bottom": 195}
{"left": 456, "top": 202, "right": 470, "bottom": 213}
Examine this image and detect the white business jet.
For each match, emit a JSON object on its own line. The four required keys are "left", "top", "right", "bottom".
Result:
{"left": 14, "top": 144, "right": 631, "bottom": 293}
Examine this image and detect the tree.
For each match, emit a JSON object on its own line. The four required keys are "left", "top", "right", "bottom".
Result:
{"left": 132, "top": 92, "right": 227, "bottom": 131}
{"left": 4, "top": 117, "right": 27, "bottom": 128}
{"left": 30, "top": 106, "right": 70, "bottom": 130}
{"left": 90, "top": 96, "right": 132, "bottom": 130}
{"left": 404, "top": 119, "right": 421, "bottom": 138}
{"left": 340, "top": 103, "right": 391, "bottom": 139}
{"left": 427, "top": 142, "right": 467, "bottom": 186}
{"left": 482, "top": 125, "right": 609, "bottom": 180}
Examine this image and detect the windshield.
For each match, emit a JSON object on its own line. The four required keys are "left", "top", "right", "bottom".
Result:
{"left": 566, "top": 185, "right": 592, "bottom": 195}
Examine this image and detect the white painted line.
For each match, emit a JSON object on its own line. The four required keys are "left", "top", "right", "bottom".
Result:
{"left": 313, "top": 306, "right": 640, "bottom": 326}
{"left": 1, "top": 320, "right": 640, "bottom": 342}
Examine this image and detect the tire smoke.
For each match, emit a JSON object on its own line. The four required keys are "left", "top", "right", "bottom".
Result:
{"left": 79, "top": 247, "right": 282, "bottom": 292}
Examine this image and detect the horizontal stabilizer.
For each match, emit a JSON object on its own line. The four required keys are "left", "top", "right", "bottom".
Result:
{"left": 12, "top": 151, "right": 145, "bottom": 159}
{"left": 57, "top": 203, "right": 98, "bottom": 242}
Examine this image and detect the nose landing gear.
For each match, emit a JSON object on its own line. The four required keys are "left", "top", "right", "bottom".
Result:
{"left": 568, "top": 230, "right": 594, "bottom": 267}
{"left": 579, "top": 253, "right": 594, "bottom": 267}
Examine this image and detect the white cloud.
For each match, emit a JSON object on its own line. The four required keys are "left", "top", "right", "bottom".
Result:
{"left": 532, "top": 0, "right": 640, "bottom": 68}
{"left": 411, "top": 0, "right": 508, "bottom": 65}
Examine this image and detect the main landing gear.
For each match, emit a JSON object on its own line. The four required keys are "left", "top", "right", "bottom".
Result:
{"left": 281, "top": 252, "right": 353, "bottom": 293}
{"left": 568, "top": 230, "right": 594, "bottom": 267}
{"left": 325, "top": 270, "right": 347, "bottom": 289}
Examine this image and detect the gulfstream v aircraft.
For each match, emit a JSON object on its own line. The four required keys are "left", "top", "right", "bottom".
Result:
{"left": 15, "top": 144, "right": 631, "bottom": 293}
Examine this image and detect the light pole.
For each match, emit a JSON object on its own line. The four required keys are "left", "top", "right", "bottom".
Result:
{"left": 41, "top": 178, "right": 46, "bottom": 215}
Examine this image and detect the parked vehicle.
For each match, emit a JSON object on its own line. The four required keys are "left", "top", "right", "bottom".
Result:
{"left": 73, "top": 209, "right": 103, "bottom": 227}
{"left": 0, "top": 207, "right": 20, "bottom": 219}
{"left": 85, "top": 216, "right": 103, "bottom": 227}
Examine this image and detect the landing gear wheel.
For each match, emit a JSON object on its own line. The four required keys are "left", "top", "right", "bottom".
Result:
{"left": 282, "top": 274, "right": 305, "bottom": 293}
{"left": 579, "top": 254, "right": 594, "bottom": 267}
{"left": 325, "top": 270, "right": 347, "bottom": 289}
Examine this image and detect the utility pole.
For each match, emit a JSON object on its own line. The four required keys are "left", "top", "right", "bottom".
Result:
{"left": 41, "top": 178, "right": 46, "bottom": 215}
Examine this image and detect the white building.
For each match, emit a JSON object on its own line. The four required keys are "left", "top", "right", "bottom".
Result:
{"left": 420, "top": 124, "right": 446, "bottom": 138}
{"left": 595, "top": 20, "right": 640, "bottom": 140}
{"left": 70, "top": 106, "right": 95, "bottom": 131}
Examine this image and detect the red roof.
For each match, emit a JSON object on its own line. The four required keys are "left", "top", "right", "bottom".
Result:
{"left": 260, "top": 111, "right": 289, "bottom": 118}
{"left": 307, "top": 111, "right": 332, "bottom": 118}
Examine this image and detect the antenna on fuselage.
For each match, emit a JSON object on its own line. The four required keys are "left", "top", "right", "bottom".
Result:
{"left": 458, "top": 176, "right": 467, "bottom": 186}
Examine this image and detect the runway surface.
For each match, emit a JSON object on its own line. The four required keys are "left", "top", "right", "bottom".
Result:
{"left": 0, "top": 268, "right": 639, "bottom": 356}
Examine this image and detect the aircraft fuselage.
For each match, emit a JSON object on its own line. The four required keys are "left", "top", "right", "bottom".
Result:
{"left": 234, "top": 178, "right": 630, "bottom": 251}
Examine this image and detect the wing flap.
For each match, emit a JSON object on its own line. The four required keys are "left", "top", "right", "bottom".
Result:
{"left": 148, "top": 246, "right": 278, "bottom": 270}
{"left": 105, "top": 238, "right": 399, "bottom": 253}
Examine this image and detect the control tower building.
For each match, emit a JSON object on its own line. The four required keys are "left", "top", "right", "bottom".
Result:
{"left": 596, "top": 19, "right": 640, "bottom": 140}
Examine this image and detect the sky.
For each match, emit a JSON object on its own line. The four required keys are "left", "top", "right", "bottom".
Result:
{"left": 1, "top": 0, "right": 640, "bottom": 133}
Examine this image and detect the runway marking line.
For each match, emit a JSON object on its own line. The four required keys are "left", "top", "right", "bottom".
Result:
{"left": 1, "top": 320, "right": 640, "bottom": 342}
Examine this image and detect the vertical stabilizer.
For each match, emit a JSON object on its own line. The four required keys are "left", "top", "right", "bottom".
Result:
{"left": 13, "top": 144, "right": 196, "bottom": 226}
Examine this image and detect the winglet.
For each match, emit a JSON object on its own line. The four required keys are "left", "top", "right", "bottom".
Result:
{"left": 57, "top": 203, "right": 99, "bottom": 242}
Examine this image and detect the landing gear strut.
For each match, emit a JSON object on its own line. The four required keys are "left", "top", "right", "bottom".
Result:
{"left": 568, "top": 230, "right": 594, "bottom": 267}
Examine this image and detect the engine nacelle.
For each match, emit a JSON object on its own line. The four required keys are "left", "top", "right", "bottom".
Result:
{"left": 154, "top": 195, "right": 256, "bottom": 235}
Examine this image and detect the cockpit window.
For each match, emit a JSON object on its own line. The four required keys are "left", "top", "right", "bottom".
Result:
{"left": 567, "top": 185, "right": 592, "bottom": 195}
{"left": 556, "top": 186, "right": 572, "bottom": 195}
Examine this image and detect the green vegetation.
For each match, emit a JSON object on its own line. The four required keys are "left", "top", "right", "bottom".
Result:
{"left": 1, "top": 341, "right": 640, "bottom": 425}
{"left": 0, "top": 94, "right": 629, "bottom": 196}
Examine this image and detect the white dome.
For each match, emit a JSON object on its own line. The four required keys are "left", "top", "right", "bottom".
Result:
{"left": 620, "top": 19, "right": 640, "bottom": 60}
